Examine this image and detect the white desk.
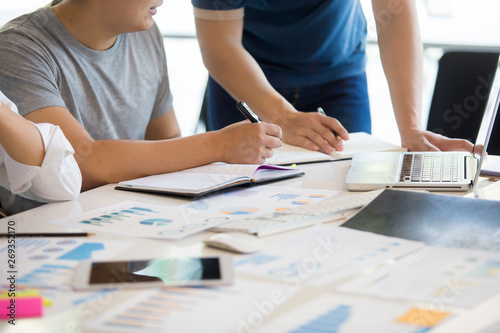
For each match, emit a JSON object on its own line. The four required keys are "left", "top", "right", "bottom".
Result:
{"left": 1, "top": 158, "right": 500, "bottom": 333}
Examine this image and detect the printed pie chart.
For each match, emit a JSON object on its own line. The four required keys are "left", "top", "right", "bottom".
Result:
{"left": 291, "top": 201, "right": 309, "bottom": 205}
{"left": 140, "top": 218, "right": 173, "bottom": 226}
{"left": 219, "top": 206, "right": 259, "bottom": 215}
{"left": 309, "top": 194, "right": 326, "bottom": 198}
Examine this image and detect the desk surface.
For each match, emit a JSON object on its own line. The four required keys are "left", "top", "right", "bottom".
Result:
{"left": 1, "top": 157, "right": 500, "bottom": 333}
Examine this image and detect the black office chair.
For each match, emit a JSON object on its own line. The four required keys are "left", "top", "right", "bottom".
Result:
{"left": 426, "top": 51, "right": 500, "bottom": 154}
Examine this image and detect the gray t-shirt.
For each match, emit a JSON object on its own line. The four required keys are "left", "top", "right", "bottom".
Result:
{"left": 0, "top": 5, "right": 173, "bottom": 214}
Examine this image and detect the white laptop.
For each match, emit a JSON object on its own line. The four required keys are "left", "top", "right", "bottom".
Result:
{"left": 345, "top": 55, "right": 500, "bottom": 192}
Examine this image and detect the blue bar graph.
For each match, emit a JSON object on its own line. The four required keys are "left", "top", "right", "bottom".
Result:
{"left": 58, "top": 243, "right": 105, "bottom": 260}
{"left": 130, "top": 207, "right": 160, "bottom": 213}
{"left": 18, "top": 264, "right": 73, "bottom": 286}
{"left": 290, "top": 305, "right": 351, "bottom": 333}
{"left": 271, "top": 193, "right": 301, "bottom": 201}
{"left": 235, "top": 254, "right": 280, "bottom": 266}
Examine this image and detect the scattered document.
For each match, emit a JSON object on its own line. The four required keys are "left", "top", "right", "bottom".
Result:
{"left": 115, "top": 163, "right": 304, "bottom": 196}
{"left": 258, "top": 294, "right": 454, "bottom": 333}
{"left": 338, "top": 246, "right": 500, "bottom": 308}
{"left": 0, "top": 238, "right": 131, "bottom": 289}
{"left": 86, "top": 280, "right": 299, "bottom": 332}
{"left": 51, "top": 201, "right": 216, "bottom": 240}
{"left": 0, "top": 287, "right": 115, "bottom": 318}
{"left": 52, "top": 187, "right": 339, "bottom": 240}
{"left": 268, "top": 132, "right": 406, "bottom": 165}
{"left": 234, "top": 224, "right": 423, "bottom": 286}
{"left": 0, "top": 238, "right": 129, "bottom": 317}
{"left": 181, "top": 185, "right": 338, "bottom": 218}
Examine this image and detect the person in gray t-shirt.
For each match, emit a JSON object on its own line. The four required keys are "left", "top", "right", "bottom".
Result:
{"left": 0, "top": 0, "right": 283, "bottom": 215}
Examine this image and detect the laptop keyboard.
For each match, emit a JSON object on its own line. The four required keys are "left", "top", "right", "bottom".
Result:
{"left": 399, "top": 153, "right": 459, "bottom": 183}
{"left": 210, "top": 190, "right": 384, "bottom": 236}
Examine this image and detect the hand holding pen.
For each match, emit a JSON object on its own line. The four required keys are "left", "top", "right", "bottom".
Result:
{"left": 242, "top": 101, "right": 348, "bottom": 153}
{"left": 316, "top": 107, "right": 341, "bottom": 141}
{"left": 236, "top": 101, "right": 284, "bottom": 149}
{"left": 309, "top": 106, "right": 349, "bottom": 153}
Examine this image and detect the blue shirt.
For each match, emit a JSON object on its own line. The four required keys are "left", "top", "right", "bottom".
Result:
{"left": 192, "top": 0, "right": 367, "bottom": 87}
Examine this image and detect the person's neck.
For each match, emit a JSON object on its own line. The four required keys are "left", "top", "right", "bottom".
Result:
{"left": 51, "top": 2, "right": 118, "bottom": 51}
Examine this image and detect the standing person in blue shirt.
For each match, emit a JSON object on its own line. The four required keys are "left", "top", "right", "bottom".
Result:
{"left": 192, "top": 0, "right": 473, "bottom": 154}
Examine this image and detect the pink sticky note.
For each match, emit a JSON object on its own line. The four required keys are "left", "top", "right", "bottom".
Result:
{"left": 1, "top": 297, "right": 43, "bottom": 319}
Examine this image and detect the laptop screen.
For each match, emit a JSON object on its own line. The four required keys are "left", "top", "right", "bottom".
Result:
{"left": 472, "top": 55, "right": 500, "bottom": 188}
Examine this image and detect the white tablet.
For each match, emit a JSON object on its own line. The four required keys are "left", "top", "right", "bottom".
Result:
{"left": 72, "top": 256, "right": 234, "bottom": 290}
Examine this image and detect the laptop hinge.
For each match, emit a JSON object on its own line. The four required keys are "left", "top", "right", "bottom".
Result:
{"left": 465, "top": 154, "right": 479, "bottom": 181}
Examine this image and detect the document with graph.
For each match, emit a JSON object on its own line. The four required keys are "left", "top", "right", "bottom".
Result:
{"left": 259, "top": 294, "right": 454, "bottom": 333}
{"left": 234, "top": 224, "right": 424, "bottom": 286}
{"left": 86, "top": 280, "right": 300, "bottom": 332}
{"left": 51, "top": 186, "right": 339, "bottom": 240}
{"left": 338, "top": 246, "right": 500, "bottom": 308}
{"left": 0, "top": 237, "right": 132, "bottom": 289}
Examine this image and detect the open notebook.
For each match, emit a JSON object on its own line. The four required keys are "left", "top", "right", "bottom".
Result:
{"left": 115, "top": 163, "right": 304, "bottom": 197}
{"left": 267, "top": 132, "right": 407, "bottom": 166}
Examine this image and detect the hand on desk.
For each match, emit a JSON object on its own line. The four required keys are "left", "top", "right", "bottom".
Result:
{"left": 401, "top": 129, "right": 474, "bottom": 152}
{"left": 218, "top": 121, "right": 282, "bottom": 164}
{"left": 275, "top": 110, "right": 349, "bottom": 154}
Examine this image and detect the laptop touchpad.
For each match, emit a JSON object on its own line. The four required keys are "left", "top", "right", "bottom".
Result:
{"left": 347, "top": 153, "right": 400, "bottom": 183}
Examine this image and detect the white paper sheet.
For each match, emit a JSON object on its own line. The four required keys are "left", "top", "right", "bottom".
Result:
{"left": 86, "top": 280, "right": 300, "bottom": 332}
{"left": 181, "top": 185, "right": 339, "bottom": 219}
{"left": 339, "top": 246, "right": 500, "bottom": 308}
{"left": 0, "top": 238, "right": 130, "bottom": 317}
{"left": 0, "top": 238, "right": 132, "bottom": 289}
{"left": 51, "top": 186, "right": 339, "bottom": 240}
{"left": 258, "top": 294, "right": 455, "bottom": 333}
{"left": 235, "top": 225, "right": 424, "bottom": 286}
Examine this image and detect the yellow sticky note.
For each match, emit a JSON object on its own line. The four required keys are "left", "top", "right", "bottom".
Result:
{"left": 0, "top": 290, "right": 51, "bottom": 307}
{"left": 41, "top": 297, "right": 53, "bottom": 307}
{"left": 0, "top": 290, "right": 39, "bottom": 299}
{"left": 291, "top": 164, "right": 297, "bottom": 168}
{"left": 396, "top": 308, "right": 451, "bottom": 328}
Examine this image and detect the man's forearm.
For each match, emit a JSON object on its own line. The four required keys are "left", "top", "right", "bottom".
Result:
{"left": 76, "top": 132, "right": 224, "bottom": 191}
{"left": 195, "top": 18, "right": 294, "bottom": 125}
{"left": 374, "top": 0, "right": 424, "bottom": 136}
